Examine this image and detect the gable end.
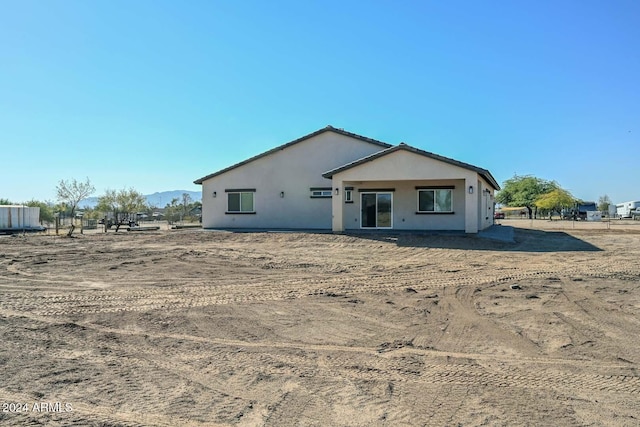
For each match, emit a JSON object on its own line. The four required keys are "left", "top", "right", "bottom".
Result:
{"left": 322, "top": 143, "right": 500, "bottom": 190}
{"left": 194, "top": 126, "right": 392, "bottom": 184}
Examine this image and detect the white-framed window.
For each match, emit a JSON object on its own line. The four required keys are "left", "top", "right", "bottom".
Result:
{"left": 310, "top": 188, "right": 332, "bottom": 198}
{"left": 227, "top": 190, "right": 255, "bottom": 213}
{"left": 418, "top": 189, "right": 452, "bottom": 212}
{"left": 345, "top": 189, "right": 353, "bottom": 203}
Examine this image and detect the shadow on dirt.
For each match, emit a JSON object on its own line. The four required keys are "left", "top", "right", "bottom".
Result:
{"left": 344, "top": 228, "right": 602, "bottom": 252}
{"left": 207, "top": 227, "right": 602, "bottom": 252}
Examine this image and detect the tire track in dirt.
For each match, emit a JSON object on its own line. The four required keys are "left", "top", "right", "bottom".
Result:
{"left": 2, "top": 231, "right": 639, "bottom": 425}
{"left": 1, "top": 320, "right": 253, "bottom": 426}
{"left": 421, "top": 384, "right": 470, "bottom": 427}
{"left": 554, "top": 277, "right": 640, "bottom": 359}
{"left": 2, "top": 261, "right": 630, "bottom": 317}
{"left": 425, "top": 283, "right": 543, "bottom": 356}
{"left": 59, "top": 319, "right": 640, "bottom": 397}
{"left": 43, "top": 268, "right": 640, "bottom": 316}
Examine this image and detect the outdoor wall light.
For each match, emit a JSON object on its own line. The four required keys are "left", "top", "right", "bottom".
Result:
{"left": 213, "top": 191, "right": 217, "bottom": 198}
{"left": 280, "top": 191, "right": 285, "bottom": 198}
{"left": 335, "top": 188, "right": 339, "bottom": 195}
{"left": 468, "top": 186, "right": 474, "bottom": 194}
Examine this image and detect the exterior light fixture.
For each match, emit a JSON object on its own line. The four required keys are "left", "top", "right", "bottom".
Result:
{"left": 280, "top": 191, "right": 285, "bottom": 198}
{"left": 334, "top": 188, "right": 339, "bottom": 195}
{"left": 468, "top": 186, "right": 474, "bottom": 194}
{"left": 213, "top": 191, "right": 217, "bottom": 198}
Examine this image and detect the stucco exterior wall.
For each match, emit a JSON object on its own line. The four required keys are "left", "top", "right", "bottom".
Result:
{"left": 330, "top": 150, "right": 484, "bottom": 233}
{"left": 340, "top": 180, "right": 466, "bottom": 231}
{"left": 200, "top": 132, "right": 386, "bottom": 229}
{"left": 476, "top": 176, "right": 496, "bottom": 230}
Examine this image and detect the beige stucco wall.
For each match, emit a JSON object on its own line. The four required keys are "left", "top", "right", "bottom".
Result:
{"left": 330, "top": 149, "right": 490, "bottom": 233}
{"left": 339, "top": 180, "right": 466, "bottom": 231}
{"left": 200, "top": 132, "right": 387, "bottom": 229}
{"left": 476, "top": 176, "right": 496, "bottom": 230}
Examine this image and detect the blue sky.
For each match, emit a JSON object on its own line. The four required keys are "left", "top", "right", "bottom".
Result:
{"left": 1, "top": 0, "right": 638, "bottom": 205}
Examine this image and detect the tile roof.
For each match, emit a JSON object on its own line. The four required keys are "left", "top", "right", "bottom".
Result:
{"left": 193, "top": 126, "right": 392, "bottom": 184}
{"left": 322, "top": 143, "right": 501, "bottom": 190}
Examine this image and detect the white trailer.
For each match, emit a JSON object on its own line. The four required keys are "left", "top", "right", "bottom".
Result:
{"left": 0, "top": 205, "right": 44, "bottom": 232}
{"left": 615, "top": 201, "right": 640, "bottom": 218}
{"left": 586, "top": 211, "right": 602, "bottom": 221}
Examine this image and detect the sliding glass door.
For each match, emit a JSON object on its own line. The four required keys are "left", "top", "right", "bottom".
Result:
{"left": 361, "top": 192, "right": 392, "bottom": 228}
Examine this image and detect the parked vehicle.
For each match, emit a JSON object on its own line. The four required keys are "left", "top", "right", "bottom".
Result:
{"left": 615, "top": 201, "right": 640, "bottom": 219}
{"left": 494, "top": 211, "right": 505, "bottom": 219}
{"left": 562, "top": 202, "right": 597, "bottom": 220}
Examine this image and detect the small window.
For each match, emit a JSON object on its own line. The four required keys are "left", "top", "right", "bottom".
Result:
{"left": 345, "top": 189, "right": 353, "bottom": 203}
{"left": 227, "top": 192, "right": 254, "bottom": 212}
{"left": 310, "top": 188, "right": 332, "bottom": 198}
{"left": 418, "top": 189, "right": 452, "bottom": 212}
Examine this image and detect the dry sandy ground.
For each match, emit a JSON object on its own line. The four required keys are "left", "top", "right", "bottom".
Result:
{"left": 0, "top": 222, "right": 638, "bottom": 426}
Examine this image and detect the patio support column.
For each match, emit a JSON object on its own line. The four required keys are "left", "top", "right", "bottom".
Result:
{"left": 331, "top": 179, "right": 344, "bottom": 232}
{"left": 465, "top": 176, "right": 479, "bottom": 233}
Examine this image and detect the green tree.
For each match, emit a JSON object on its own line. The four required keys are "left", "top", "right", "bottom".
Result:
{"left": 96, "top": 188, "right": 148, "bottom": 231}
{"left": 598, "top": 195, "right": 612, "bottom": 213}
{"left": 0, "top": 198, "right": 12, "bottom": 205}
{"left": 56, "top": 178, "right": 95, "bottom": 236}
{"left": 496, "top": 175, "right": 558, "bottom": 219}
{"left": 535, "top": 189, "right": 575, "bottom": 220}
{"left": 82, "top": 207, "right": 101, "bottom": 220}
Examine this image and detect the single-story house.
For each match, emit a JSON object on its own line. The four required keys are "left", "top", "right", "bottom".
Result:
{"left": 194, "top": 126, "right": 500, "bottom": 233}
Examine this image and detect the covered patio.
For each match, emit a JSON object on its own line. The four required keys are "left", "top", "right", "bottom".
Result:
{"left": 322, "top": 144, "right": 499, "bottom": 233}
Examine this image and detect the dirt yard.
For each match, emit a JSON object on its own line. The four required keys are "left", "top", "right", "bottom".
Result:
{"left": 0, "top": 222, "right": 638, "bottom": 426}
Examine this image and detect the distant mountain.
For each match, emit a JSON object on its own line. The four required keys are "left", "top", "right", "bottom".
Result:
{"left": 79, "top": 190, "right": 201, "bottom": 209}
{"left": 78, "top": 197, "right": 99, "bottom": 208}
